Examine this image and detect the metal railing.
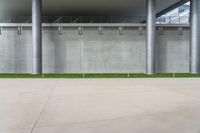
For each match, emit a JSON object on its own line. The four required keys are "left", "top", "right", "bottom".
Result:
{"left": 156, "top": 15, "right": 189, "bottom": 24}
{"left": 0, "top": 16, "right": 146, "bottom": 23}
{"left": 0, "top": 15, "right": 190, "bottom": 24}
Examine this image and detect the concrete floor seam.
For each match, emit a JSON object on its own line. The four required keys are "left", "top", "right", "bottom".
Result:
{"left": 30, "top": 80, "right": 59, "bottom": 133}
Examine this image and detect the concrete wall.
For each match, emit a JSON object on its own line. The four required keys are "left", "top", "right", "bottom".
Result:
{"left": 0, "top": 26, "right": 190, "bottom": 73}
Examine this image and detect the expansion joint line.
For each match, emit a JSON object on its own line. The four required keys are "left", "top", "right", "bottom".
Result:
{"left": 30, "top": 80, "right": 59, "bottom": 133}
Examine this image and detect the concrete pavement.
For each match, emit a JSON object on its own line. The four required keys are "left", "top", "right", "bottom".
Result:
{"left": 0, "top": 78, "right": 200, "bottom": 133}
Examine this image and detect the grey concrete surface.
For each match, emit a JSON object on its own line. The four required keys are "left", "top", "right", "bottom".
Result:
{"left": 0, "top": 78, "right": 200, "bottom": 133}
{"left": 0, "top": 26, "right": 190, "bottom": 73}
{"left": 190, "top": 0, "right": 200, "bottom": 74}
{"left": 146, "top": 0, "right": 156, "bottom": 74}
{"left": 32, "top": 0, "right": 42, "bottom": 74}
{"left": 0, "top": 0, "right": 183, "bottom": 16}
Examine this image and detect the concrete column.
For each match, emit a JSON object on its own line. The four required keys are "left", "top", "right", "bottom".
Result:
{"left": 146, "top": 0, "right": 156, "bottom": 74}
{"left": 32, "top": 0, "right": 42, "bottom": 74}
{"left": 190, "top": 0, "right": 200, "bottom": 74}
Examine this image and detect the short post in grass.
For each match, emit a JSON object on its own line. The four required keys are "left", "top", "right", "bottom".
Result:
{"left": 173, "top": 73, "right": 175, "bottom": 78}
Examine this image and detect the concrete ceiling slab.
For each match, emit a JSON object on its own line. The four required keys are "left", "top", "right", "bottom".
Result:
{"left": 0, "top": 0, "right": 184, "bottom": 16}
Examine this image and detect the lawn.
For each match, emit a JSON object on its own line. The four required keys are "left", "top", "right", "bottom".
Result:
{"left": 0, "top": 73, "right": 200, "bottom": 78}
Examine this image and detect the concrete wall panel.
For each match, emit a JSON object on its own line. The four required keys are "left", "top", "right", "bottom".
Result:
{"left": 0, "top": 27, "right": 190, "bottom": 73}
{"left": 43, "top": 27, "right": 81, "bottom": 73}
{"left": 157, "top": 28, "right": 190, "bottom": 73}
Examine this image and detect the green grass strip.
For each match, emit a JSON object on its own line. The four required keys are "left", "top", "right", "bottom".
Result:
{"left": 0, "top": 73, "right": 199, "bottom": 78}
{"left": 44, "top": 74, "right": 83, "bottom": 78}
{"left": 175, "top": 73, "right": 200, "bottom": 78}
{"left": 84, "top": 73, "right": 128, "bottom": 78}
{"left": 0, "top": 74, "right": 43, "bottom": 78}
{"left": 129, "top": 73, "right": 174, "bottom": 78}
